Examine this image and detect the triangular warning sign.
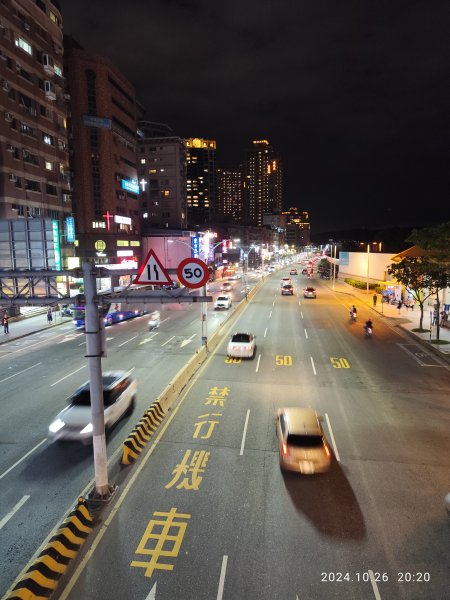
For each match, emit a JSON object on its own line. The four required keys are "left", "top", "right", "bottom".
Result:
{"left": 133, "top": 249, "right": 173, "bottom": 285}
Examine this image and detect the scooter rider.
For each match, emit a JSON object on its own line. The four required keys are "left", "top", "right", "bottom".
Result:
{"left": 364, "top": 319, "right": 373, "bottom": 333}
{"left": 350, "top": 305, "right": 357, "bottom": 320}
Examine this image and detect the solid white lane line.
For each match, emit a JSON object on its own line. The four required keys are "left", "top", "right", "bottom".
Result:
{"left": 161, "top": 336, "right": 175, "bottom": 347}
{"left": 269, "top": 311, "right": 272, "bottom": 318}
{"left": 310, "top": 356, "right": 316, "bottom": 375}
{"left": 304, "top": 329, "right": 308, "bottom": 339}
{"left": 240, "top": 410, "right": 250, "bottom": 456}
{"left": 216, "top": 555, "right": 228, "bottom": 600}
{"left": 264, "top": 328, "right": 267, "bottom": 338}
{"left": 0, "top": 362, "right": 42, "bottom": 384}
{"left": 368, "top": 570, "right": 382, "bottom": 600}
{"left": 0, "top": 495, "right": 30, "bottom": 530}
{"left": 117, "top": 335, "right": 138, "bottom": 348}
{"left": 255, "top": 354, "right": 261, "bottom": 372}
{"left": 51, "top": 364, "right": 86, "bottom": 387}
{"left": 0, "top": 439, "right": 47, "bottom": 481}
{"left": 325, "top": 413, "right": 340, "bottom": 462}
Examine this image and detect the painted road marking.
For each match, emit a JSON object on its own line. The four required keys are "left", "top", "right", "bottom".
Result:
{"left": 310, "top": 356, "right": 317, "bottom": 375}
{"left": 180, "top": 334, "right": 196, "bottom": 348}
{"left": 264, "top": 328, "right": 267, "bottom": 338}
{"left": 118, "top": 335, "right": 138, "bottom": 348}
{"left": 269, "top": 310, "right": 272, "bottom": 318}
{"left": 0, "top": 495, "right": 30, "bottom": 530}
{"left": 256, "top": 354, "right": 261, "bottom": 372}
{"left": 300, "top": 311, "right": 303, "bottom": 318}
{"left": 276, "top": 355, "right": 292, "bottom": 366}
{"left": 240, "top": 410, "right": 250, "bottom": 456}
{"left": 161, "top": 336, "right": 175, "bottom": 347}
{"left": 216, "top": 555, "right": 228, "bottom": 600}
{"left": 145, "top": 582, "right": 157, "bottom": 599}
{"left": 0, "top": 439, "right": 47, "bottom": 481}
{"left": 139, "top": 333, "right": 159, "bottom": 345}
{"left": 398, "top": 343, "right": 445, "bottom": 367}
{"left": 51, "top": 364, "right": 86, "bottom": 387}
{"left": 304, "top": 328, "right": 308, "bottom": 339}
{"left": 368, "top": 569, "right": 382, "bottom": 600}
{"left": 0, "top": 362, "right": 41, "bottom": 384}
{"left": 330, "top": 357, "right": 350, "bottom": 368}
{"left": 325, "top": 413, "right": 340, "bottom": 462}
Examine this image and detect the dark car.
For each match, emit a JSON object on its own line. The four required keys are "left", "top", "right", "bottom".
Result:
{"left": 281, "top": 284, "right": 294, "bottom": 295}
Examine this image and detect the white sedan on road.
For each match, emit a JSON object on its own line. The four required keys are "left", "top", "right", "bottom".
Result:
{"left": 227, "top": 332, "right": 256, "bottom": 359}
{"left": 214, "top": 295, "right": 232, "bottom": 310}
{"left": 48, "top": 371, "right": 137, "bottom": 443}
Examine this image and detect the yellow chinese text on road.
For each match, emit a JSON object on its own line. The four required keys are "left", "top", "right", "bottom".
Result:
{"left": 165, "top": 449, "right": 210, "bottom": 490}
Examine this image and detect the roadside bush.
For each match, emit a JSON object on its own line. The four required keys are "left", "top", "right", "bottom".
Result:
{"left": 344, "top": 278, "right": 378, "bottom": 290}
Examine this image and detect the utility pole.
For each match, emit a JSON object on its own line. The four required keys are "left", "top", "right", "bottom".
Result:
{"left": 83, "top": 262, "right": 114, "bottom": 500}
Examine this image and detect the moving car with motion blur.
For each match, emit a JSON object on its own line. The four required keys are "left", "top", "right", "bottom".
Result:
{"left": 303, "top": 287, "right": 317, "bottom": 298}
{"left": 276, "top": 408, "right": 331, "bottom": 474}
{"left": 48, "top": 371, "right": 137, "bottom": 443}
{"left": 227, "top": 332, "right": 256, "bottom": 359}
{"left": 214, "top": 295, "right": 232, "bottom": 310}
{"left": 289, "top": 268, "right": 298, "bottom": 275}
{"left": 281, "top": 284, "right": 294, "bottom": 295}
{"left": 221, "top": 282, "right": 233, "bottom": 292}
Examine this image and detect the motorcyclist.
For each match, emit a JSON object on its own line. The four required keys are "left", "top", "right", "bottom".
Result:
{"left": 364, "top": 319, "right": 373, "bottom": 333}
{"left": 350, "top": 305, "right": 357, "bottom": 319}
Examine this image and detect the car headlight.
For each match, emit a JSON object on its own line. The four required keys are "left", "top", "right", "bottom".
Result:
{"left": 80, "top": 423, "right": 93, "bottom": 434}
{"left": 49, "top": 418, "right": 65, "bottom": 433}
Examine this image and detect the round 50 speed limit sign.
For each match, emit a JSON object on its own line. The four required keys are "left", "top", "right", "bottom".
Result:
{"left": 177, "top": 257, "right": 209, "bottom": 289}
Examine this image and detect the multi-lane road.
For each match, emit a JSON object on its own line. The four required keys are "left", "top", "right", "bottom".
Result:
{"left": 2, "top": 271, "right": 450, "bottom": 600}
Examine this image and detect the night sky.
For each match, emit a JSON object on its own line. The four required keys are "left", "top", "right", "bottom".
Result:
{"left": 57, "top": 0, "right": 449, "bottom": 233}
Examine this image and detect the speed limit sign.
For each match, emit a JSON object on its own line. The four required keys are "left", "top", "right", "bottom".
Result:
{"left": 177, "top": 258, "right": 209, "bottom": 289}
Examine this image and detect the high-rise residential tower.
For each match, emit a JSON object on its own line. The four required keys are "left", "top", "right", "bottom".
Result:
{"left": 216, "top": 167, "right": 243, "bottom": 223}
{"left": 138, "top": 121, "right": 187, "bottom": 230}
{"left": 0, "top": 0, "right": 70, "bottom": 225}
{"left": 242, "top": 139, "right": 282, "bottom": 226}
{"left": 64, "top": 36, "right": 142, "bottom": 266}
{"left": 185, "top": 137, "right": 216, "bottom": 228}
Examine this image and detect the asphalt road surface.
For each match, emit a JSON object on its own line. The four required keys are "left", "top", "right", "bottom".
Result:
{"left": 48, "top": 273, "right": 450, "bottom": 600}
{"left": 0, "top": 275, "right": 259, "bottom": 597}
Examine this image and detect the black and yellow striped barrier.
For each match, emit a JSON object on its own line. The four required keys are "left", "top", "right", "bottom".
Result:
{"left": 8, "top": 498, "right": 93, "bottom": 599}
{"left": 121, "top": 401, "right": 165, "bottom": 465}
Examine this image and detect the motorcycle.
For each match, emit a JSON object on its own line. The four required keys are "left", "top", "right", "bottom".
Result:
{"left": 349, "top": 310, "right": 357, "bottom": 321}
{"left": 363, "top": 325, "right": 373, "bottom": 338}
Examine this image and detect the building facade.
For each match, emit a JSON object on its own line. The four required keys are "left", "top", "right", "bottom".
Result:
{"left": 281, "top": 207, "right": 310, "bottom": 248}
{"left": 185, "top": 137, "right": 216, "bottom": 229}
{"left": 138, "top": 121, "right": 187, "bottom": 231}
{"left": 216, "top": 167, "right": 243, "bottom": 223}
{"left": 0, "top": 0, "right": 72, "bottom": 257}
{"left": 64, "top": 36, "right": 142, "bottom": 266}
{"left": 242, "top": 139, "right": 282, "bottom": 227}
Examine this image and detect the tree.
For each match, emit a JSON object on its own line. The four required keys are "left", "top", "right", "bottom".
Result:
{"left": 407, "top": 222, "right": 450, "bottom": 263}
{"left": 388, "top": 257, "right": 449, "bottom": 332}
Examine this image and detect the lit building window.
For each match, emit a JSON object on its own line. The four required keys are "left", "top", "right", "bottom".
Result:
{"left": 140, "top": 158, "right": 146, "bottom": 164}
{"left": 15, "top": 37, "right": 32, "bottom": 55}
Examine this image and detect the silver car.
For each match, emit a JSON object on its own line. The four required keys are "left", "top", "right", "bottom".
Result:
{"left": 276, "top": 408, "right": 331, "bottom": 474}
{"left": 303, "top": 287, "right": 317, "bottom": 298}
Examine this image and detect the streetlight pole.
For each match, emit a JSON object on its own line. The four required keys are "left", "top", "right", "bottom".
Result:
{"left": 366, "top": 243, "right": 370, "bottom": 299}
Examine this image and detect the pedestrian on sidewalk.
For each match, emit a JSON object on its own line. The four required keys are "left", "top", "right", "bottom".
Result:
{"left": 2, "top": 313, "right": 9, "bottom": 333}
{"left": 397, "top": 300, "right": 402, "bottom": 313}
{"left": 440, "top": 310, "right": 448, "bottom": 327}
{"left": 47, "top": 308, "right": 53, "bottom": 324}
{"left": 373, "top": 293, "right": 378, "bottom": 307}
{"left": 432, "top": 309, "right": 438, "bottom": 325}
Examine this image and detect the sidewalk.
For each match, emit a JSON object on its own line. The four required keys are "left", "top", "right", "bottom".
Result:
{"left": 0, "top": 311, "right": 72, "bottom": 345}
{"left": 327, "top": 279, "right": 450, "bottom": 361}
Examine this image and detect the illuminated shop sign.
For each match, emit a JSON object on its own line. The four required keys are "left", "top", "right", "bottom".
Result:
{"left": 52, "top": 220, "right": 61, "bottom": 270}
{"left": 83, "top": 115, "right": 112, "bottom": 129}
{"left": 114, "top": 215, "right": 132, "bottom": 225}
{"left": 117, "top": 250, "right": 134, "bottom": 257}
{"left": 191, "top": 235, "right": 200, "bottom": 258}
{"left": 121, "top": 179, "right": 140, "bottom": 194}
{"left": 65, "top": 216, "right": 75, "bottom": 243}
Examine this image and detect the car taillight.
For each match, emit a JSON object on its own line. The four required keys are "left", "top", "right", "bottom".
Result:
{"left": 282, "top": 441, "right": 288, "bottom": 455}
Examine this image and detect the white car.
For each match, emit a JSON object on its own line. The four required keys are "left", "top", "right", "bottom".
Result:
{"left": 214, "top": 295, "right": 232, "bottom": 310}
{"left": 227, "top": 332, "right": 256, "bottom": 359}
{"left": 221, "top": 282, "right": 233, "bottom": 291}
{"left": 48, "top": 371, "right": 137, "bottom": 443}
